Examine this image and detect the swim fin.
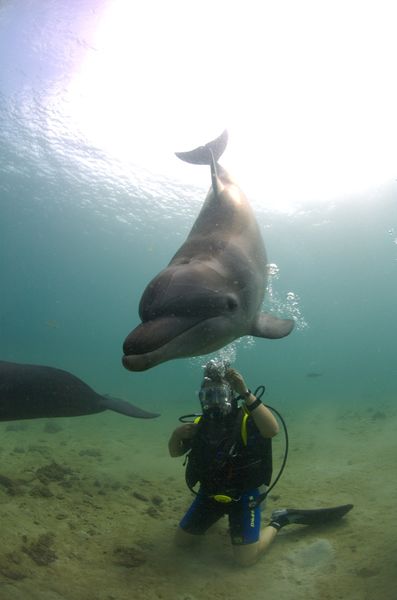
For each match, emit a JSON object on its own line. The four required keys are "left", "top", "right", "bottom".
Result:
{"left": 270, "top": 503, "right": 353, "bottom": 529}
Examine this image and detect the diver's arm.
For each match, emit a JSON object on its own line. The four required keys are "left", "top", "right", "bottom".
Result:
{"left": 243, "top": 392, "right": 279, "bottom": 438}
{"left": 168, "top": 423, "right": 197, "bottom": 457}
{"left": 225, "top": 368, "right": 279, "bottom": 438}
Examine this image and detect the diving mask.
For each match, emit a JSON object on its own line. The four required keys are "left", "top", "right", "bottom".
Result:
{"left": 199, "top": 382, "right": 234, "bottom": 417}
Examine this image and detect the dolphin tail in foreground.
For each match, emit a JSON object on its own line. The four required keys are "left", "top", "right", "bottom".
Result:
{"left": 175, "top": 130, "right": 228, "bottom": 195}
{"left": 100, "top": 395, "right": 160, "bottom": 419}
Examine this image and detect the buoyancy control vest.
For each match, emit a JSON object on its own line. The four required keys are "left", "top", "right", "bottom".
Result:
{"left": 184, "top": 407, "right": 273, "bottom": 497}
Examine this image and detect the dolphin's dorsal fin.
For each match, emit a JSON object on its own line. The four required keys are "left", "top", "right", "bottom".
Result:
{"left": 250, "top": 313, "right": 295, "bottom": 339}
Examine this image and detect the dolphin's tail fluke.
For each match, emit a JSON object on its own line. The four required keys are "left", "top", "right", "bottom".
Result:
{"left": 175, "top": 130, "right": 228, "bottom": 195}
{"left": 100, "top": 394, "right": 160, "bottom": 419}
{"left": 175, "top": 130, "right": 228, "bottom": 165}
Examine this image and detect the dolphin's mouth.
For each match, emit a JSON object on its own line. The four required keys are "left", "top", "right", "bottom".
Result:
{"left": 122, "top": 315, "right": 205, "bottom": 356}
{"left": 122, "top": 314, "right": 231, "bottom": 372}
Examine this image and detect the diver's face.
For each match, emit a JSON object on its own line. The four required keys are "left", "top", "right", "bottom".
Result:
{"left": 199, "top": 382, "right": 234, "bottom": 417}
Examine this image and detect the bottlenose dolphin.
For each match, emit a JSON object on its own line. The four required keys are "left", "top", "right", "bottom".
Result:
{"left": 0, "top": 361, "right": 159, "bottom": 421}
{"left": 122, "top": 130, "right": 294, "bottom": 372}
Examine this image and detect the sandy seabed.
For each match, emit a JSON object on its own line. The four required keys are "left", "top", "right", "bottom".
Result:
{"left": 0, "top": 398, "right": 395, "bottom": 600}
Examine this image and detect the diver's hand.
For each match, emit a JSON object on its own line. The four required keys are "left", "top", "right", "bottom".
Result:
{"left": 174, "top": 423, "right": 197, "bottom": 440}
{"left": 225, "top": 368, "right": 249, "bottom": 396}
{"left": 168, "top": 423, "right": 197, "bottom": 457}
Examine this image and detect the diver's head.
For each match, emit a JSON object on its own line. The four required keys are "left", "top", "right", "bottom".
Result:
{"left": 199, "top": 360, "right": 236, "bottom": 418}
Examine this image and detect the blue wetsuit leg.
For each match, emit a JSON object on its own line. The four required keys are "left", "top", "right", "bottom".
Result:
{"left": 228, "top": 489, "right": 261, "bottom": 545}
{"left": 179, "top": 492, "right": 227, "bottom": 535}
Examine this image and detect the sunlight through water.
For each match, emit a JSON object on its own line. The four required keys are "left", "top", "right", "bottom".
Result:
{"left": 53, "top": 0, "right": 397, "bottom": 213}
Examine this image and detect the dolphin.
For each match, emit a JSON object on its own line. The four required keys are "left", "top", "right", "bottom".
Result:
{"left": 122, "top": 130, "right": 294, "bottom": 372}
{"left": 0, "top": 361, "right": 159, "bottom": 421}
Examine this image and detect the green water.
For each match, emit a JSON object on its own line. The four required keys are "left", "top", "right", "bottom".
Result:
{"left": 2, "top": 176, "right": 396, "bottom": 414}
{"left": 1, "top": 2, "right": 396, "bottom": 599}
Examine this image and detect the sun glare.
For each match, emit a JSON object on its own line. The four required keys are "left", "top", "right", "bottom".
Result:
{"left": 60, "top": 0, "right": 397, "bottom": 211}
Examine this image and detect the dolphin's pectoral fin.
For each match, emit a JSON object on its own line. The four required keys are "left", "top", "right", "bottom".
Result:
{"left": 250, "top": 313, "right": 295, "bottom": 339}
{"left": 101, "top": 395, "right": 160, "bottom": 419}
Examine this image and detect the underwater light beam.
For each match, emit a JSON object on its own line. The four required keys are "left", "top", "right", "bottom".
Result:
{"left": 57, "top": 0, "right": 397, "bottom": 211}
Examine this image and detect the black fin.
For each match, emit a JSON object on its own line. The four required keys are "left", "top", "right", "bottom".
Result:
{"left": 101, "top": 395, "right": 160, "bottom": 419}
{"left": 277, "top": 504, "right": 354, "bottom": 526}
{"left": 175, "top": 130, "right": 228, "bottom": 165}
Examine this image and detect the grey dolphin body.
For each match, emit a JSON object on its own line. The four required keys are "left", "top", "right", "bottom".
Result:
{"left": 0, "top": 361, "right": 159, "bottom": 421}
{"left": 122, "top": 131, "right": 294, "bottom": 372}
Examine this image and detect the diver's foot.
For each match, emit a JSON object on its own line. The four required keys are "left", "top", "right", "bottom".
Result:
{"left": 269, "top": 504, "right": 353, "bottom": 530}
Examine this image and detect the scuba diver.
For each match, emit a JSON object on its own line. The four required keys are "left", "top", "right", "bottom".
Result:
{"left": 168, "top": 361, "right": 353, "bottom": 567}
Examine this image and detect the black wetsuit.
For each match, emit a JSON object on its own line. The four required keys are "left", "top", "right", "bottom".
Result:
{"left": 180, "top": 409, "right": 272, "bottom": 545}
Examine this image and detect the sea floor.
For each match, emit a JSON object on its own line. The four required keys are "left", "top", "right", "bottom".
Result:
{"left": 0, "top": 398, "right": 395, "bottom": 600}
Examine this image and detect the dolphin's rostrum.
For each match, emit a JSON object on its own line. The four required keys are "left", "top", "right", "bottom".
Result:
{"left": 122, "top": 131, "right": 294, "bottom": 371}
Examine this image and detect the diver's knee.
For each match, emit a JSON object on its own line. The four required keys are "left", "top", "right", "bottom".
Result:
{"left": 234, "top": 553, "right": 259, "bottom": 568}
{"left": 174, "top": 527, "right": 199, "bottom": 548}
{"left": 232, "top": 545, "right": 259, "bottom": 567}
